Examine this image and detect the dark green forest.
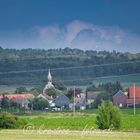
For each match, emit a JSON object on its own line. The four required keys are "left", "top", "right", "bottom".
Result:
{"left": 0, "top": 46, "right": 140, "bottom": 85}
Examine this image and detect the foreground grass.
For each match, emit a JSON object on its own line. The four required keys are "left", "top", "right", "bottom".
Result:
{"left": 0, "top": 130, "right": 140, "bottom": 140}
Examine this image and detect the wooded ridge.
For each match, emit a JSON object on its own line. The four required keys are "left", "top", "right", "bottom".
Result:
{"left": 0, "top": 47, "right": 140, "bottom": 85}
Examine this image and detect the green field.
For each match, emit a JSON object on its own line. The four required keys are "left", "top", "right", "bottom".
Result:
{"left": 0, "top": 85, "right": 34, "bottom": 94}
{"left": 93, "top": 73, "right": 140, "bottom": 88}
{"left": 16, "top": 109, "right": 140, "bottom": 131}
{"left": 0, "top": 130, "right": 140, "bottom": 140}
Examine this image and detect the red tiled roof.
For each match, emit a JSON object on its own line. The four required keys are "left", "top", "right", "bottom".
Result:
{"left": 129, "top": 86, "right": 140, "bottom": 98}
{"left": 0, "top": 94, "right": 34, "bottom": 99}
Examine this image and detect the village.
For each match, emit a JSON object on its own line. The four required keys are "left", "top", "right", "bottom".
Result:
{"left": 0, "top": 69, "right": 140, "bottom": 112}
{"left": 1, "top": 0, "right": 140, "bottom": 140}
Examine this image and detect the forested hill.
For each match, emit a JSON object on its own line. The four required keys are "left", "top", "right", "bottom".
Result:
{"left": 0, "top": 46, "right": 140, "bottom": 85}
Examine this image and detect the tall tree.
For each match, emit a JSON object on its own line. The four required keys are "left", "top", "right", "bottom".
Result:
{"left": 1, "top": 95, "right": 10, "bottom": 108}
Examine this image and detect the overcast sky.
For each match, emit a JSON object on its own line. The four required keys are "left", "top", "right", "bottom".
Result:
{"left": 0, "top": 0, "right": 140, "bottom": 53}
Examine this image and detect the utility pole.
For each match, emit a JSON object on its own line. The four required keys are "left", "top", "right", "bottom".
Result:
{"left": 134, "top": 83, "right": 136, "bottom": 115}
{"left": 73, "top": 86, "right": 76, "bottom": 115}
{"left": 24, "top": 95, "right": 25, "bottom": 114}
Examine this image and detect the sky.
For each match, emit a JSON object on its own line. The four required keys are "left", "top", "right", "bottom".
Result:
{"left": 0, "top": 0, "right": 140, "bottom": 53}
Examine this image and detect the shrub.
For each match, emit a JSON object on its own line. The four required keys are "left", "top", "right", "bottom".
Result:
{"left": 16, "top": 118, "right": 27, "bottom": 129}
{"left": 96, "top": 100, "right": 122, "bottom": 130}
{"left": 0, "top": 112, "right": 27, "bottom": 129}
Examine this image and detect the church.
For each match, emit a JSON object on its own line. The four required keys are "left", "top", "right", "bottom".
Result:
{"left": 37, "top": 69, "right": 54, "bottom": 102}
{"left": 43, "top": 69, "right": 54, "bottom": 94}
{"left": 37, "top": 69, "right": 70, "bottom": 110}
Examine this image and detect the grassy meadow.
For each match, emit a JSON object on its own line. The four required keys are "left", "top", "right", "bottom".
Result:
{"left": 16, "top": 109, "right": 140, "bottom": 131}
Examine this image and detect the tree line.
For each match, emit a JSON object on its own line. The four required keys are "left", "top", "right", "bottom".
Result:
{"left": 0, "top": 46, "right": 140, "bottom": 85}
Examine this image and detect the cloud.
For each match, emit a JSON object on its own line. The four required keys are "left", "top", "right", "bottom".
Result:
{"left": 0, "top": 20, "right": 140, "bottom": 53}
{"left": 64, "top": 20, "right": 93, "bottom": 46}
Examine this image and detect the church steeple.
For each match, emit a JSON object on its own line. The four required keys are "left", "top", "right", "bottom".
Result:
{"left": 48, "top": 68, "right": 52, "bottom": 82}
{"left": 43, "top": 69, "right": 54, "bottom": 94}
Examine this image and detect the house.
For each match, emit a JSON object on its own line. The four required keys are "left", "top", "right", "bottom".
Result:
{"left": 126, "top": 85, "right": 140, "bottom": 107}
{"left": 113, "top": 90, "right": 128, "bottom": 107}
{"left": 10, "top": 98, "right": 29, "bottom": 108}
{"left": 86, "top": 91, "right": 98, "bottom": 105}
{"left": 75, "top": 93, "right": 86, "bottom": 109}
{"left": 37, "top": 93, "right": 53, "bottom": 103}
{"left": 54, "top": 94, "right": 70, "bottom": 110}
{"left": 126, "top": 99, "right": 140, "bottom": 107}
{"left": 113, "top": 85, "right": 140, "bottom": 107}
{"left": 0, "top": 94, "right": 34, "bottom": 108}
{"left": 129, "top": 85, "right": 140, "bottom": 98}
{"left": 69, "top": 91, "right": 99, "bottom": 110}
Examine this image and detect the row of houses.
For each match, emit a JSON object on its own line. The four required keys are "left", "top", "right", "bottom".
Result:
{"left": 0, "top": 92, "right": 92, "bottom": 111}
{"left": 0, "top": 90, "right": 98, "bottom": 111}
{"left": 0, "top": 85, "right": 140, "bottom": 110}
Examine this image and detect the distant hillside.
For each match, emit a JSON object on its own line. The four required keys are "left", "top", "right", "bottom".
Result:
{"left": 0, "top": 47, "right": 140, "bottom": 85}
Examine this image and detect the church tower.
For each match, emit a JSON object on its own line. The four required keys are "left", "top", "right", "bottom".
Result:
{"left": 48, "top": 69, "right": 52, "bottom": 83}
{"left": 43, "top": 69, "right": 54, "bottom": 94}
